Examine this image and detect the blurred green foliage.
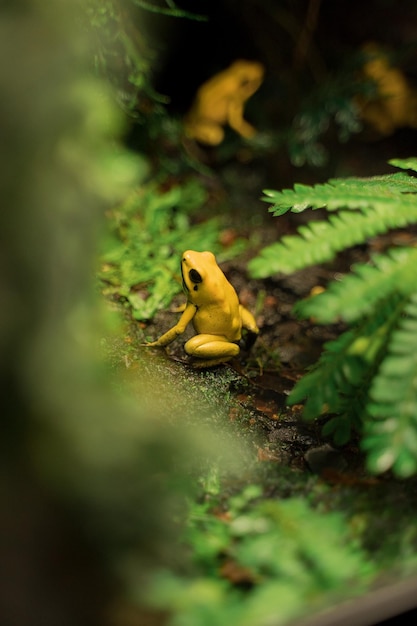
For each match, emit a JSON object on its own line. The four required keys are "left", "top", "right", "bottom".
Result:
{"left": 145, "top": 475, "right": 374, "bottom": 626}
{"left": 249, "top": 160, "right": 417, "bottom": 477}
{"left": 0, "top": 1, "right": 224, "bottom": 622}
{"left": 84, "top": 0, "right": 167, "bottom": 117}
{"left": 287, "top": 76, "right": 363, "bottom": 167}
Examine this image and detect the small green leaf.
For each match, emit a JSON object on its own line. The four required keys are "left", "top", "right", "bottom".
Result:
{"left": 322, "top": 416, "right": 352, "bottom": 445}
{"left": 389, "top": 157, "right": 417, "bottom": 173}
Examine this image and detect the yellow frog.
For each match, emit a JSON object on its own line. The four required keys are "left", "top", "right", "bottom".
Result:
{"left": 357, "top": 44, "right": 417, "bottom": 135}
{"left": 184, "top": 60, "right": 264, "bottom": 145}
{"left": 144, "top": 250, "right": 259, "bottom": 367}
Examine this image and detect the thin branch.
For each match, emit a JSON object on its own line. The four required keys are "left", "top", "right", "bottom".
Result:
{"left": 293, "top": 0, "right": 323, "bottom": 72}
{"left": 130, "top": 0, "right": 208, "bottom": 21}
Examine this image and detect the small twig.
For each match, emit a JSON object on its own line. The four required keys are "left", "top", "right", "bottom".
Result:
{"left": 130, "top": 0, "right": 208, "bottom": 21}
{"left": 293, "top": 0, "right": 322, "bottom": 72}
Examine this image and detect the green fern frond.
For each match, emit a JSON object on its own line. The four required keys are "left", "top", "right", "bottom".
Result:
{"left": 289, "top": 329, "right": 357, "bottom": 417}
{"left": 250, "top": 163, "right": 417, "bottom": 278}
{"left": 295, "top": 247, "right": 417, "bottom": 323}
{"left": 253, "top": 160, "right": 417, "bottom": 475}
{"left": 289, "top": 293, "right": 406, "bottom": 445}
{"left": 389, "top": 157, "right": 417, "bottom": 173}
{"left": 249, "top": 200, "right": 417, "bottom": 277}
{"left": 261, "top": 172, "right": 417, "bottom": 216}
{"left": 363, "top": 293, "right": 417, "bottom": 477}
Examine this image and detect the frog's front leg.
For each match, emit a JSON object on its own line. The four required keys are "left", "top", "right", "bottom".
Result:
{"left": 184, "top": 334, "right": 240, "bottom": 368}
{"left": 144, "top": 302, "right": 196, "bottom": 348}
{"left": 240, "top": 305, "right": 259, "bottom": 334}
{"left": 227, "top": 101, "right": 257, "bottom": 138}
{"left": 239, "top": 305, "right": 260, "bottom": 351}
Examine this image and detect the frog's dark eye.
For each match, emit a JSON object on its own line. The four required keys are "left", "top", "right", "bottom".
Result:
{"left": 189, "top": 269, "right": 202, "bottom": 284}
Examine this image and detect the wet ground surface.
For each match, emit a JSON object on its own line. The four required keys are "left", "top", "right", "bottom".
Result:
{"left": 138, "top": 220, "right": 417, "bottom": 472}
{"left": 109, "top": 230, "right": 390, "bottom": 481}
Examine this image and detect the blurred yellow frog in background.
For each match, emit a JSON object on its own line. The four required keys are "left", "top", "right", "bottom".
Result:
{"left": 144, "top": 250, "right": 259, "bottom": 368}
{"left": 358, "top": 43, "right": 417, "bottom": 136}
{"left": 184, "top": 60, "right": 265, "bottom": 145}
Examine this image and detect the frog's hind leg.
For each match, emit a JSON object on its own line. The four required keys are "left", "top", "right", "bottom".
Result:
{"left": 184, "top": 334, "right": 239, "bottom": 368}
{"left": 186, "top": 120, "right": 224, "bottom": 146}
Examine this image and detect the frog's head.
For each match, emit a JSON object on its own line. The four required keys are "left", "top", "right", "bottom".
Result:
{"left": 231, "top": 60, "right": 265, "bottom": 98}
{"left": 181, "top": 250, "right": 221, "bottom": 303}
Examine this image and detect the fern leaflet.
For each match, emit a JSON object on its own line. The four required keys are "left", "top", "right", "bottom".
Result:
{"left": 364, "top": 293, "right": 417, "bottom": 477}
{"left": 295, "top": 247, "right": 417, "bottom": 323}
{"left": 389, "top": 157, "right": 417, "bottom": 173}
{"left": 289, "top": 295, "right": 405, "bottom": 444}
{"left": 262, "top": 172, "right": 417, "bottom": 216}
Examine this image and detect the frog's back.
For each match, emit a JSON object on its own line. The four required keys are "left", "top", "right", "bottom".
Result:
{"left": 193, "top": 280, "right": 242, "bottom": 341}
